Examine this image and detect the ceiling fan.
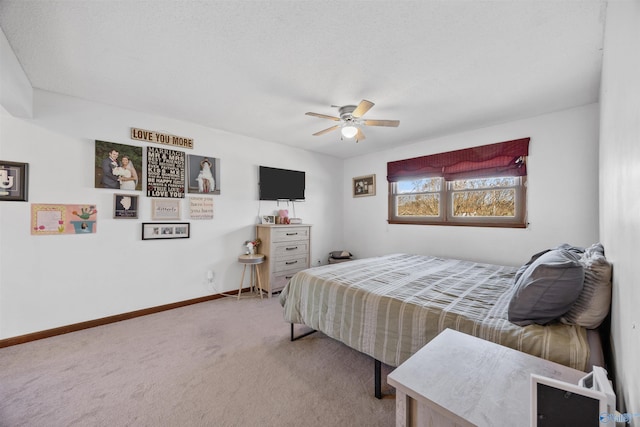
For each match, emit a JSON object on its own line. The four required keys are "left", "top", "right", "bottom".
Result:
{"left": 306, "top": 99, "right": 399, "bottom": 142}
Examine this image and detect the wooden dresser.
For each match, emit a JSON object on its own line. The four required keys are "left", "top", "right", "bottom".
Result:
{"left": 256, "top": 224, "right": 311, "bottom": 297}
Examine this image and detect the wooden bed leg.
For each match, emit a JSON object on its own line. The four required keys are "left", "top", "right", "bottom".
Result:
{"left": 375, "top": 359, "right": 382, "bottom": 399}
{"left": 290, "top": 323, "right": 317, "bottom": 341}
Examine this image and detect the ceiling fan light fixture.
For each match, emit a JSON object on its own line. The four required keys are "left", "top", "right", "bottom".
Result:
{"left": 341, "top": 124, "right": 358, "bottom": 139}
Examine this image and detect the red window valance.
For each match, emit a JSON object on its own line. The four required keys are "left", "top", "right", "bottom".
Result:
{"left": 387, "top": 137, "right": 530, "bottom": 182}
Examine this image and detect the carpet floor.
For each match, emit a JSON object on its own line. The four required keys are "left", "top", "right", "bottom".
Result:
{"left": 0, "top": 295, "right": 395, "bottom": 426}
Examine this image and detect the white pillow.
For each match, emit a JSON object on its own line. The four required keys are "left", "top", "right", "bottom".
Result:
{"left": 560, "top": 243, "right": 612, "bottom": 329}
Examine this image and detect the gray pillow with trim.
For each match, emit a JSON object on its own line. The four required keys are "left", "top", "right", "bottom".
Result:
{"left": 560, "top": 243, "right": 612, "bottom": 329}
{"left": 508, "top": 249, "right": 584, "bottom": 326}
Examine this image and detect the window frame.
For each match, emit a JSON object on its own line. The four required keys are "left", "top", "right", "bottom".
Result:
{"left": 388, "top": 175, "right": 527, "bottom": 228}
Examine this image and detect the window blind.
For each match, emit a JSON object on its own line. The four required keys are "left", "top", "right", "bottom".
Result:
{"left": 387, "top": 137, "right": 530, "bottom": 182}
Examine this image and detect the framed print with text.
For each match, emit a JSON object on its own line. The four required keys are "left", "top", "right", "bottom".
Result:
{"left": 151, "top": 199, "right": 181, "bottom": 220}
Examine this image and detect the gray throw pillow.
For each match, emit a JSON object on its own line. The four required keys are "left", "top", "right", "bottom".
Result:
{"left": 508, "top": 248, "right": 585, "bottom": 326}
{"left": 560, "top": 243, "right": 612, "bottom": 329}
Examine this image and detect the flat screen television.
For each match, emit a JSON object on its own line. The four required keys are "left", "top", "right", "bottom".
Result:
{"left": 259, "top": 166, "right": 305, "bottom": 201}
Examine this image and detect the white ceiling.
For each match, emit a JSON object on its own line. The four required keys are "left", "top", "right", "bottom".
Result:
{"left": 0, "top": 1, "right": 606, "bottom": 158}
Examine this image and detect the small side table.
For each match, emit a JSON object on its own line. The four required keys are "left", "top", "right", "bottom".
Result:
{"left": 387, "top": 328, "right": 586, "bottom": 427}
{"left": 237, "top": 254, "right": 265, "bottom": 300}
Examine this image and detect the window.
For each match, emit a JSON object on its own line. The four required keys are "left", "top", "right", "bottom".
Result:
{"left": 387, "top": 138, "right": 529, "bottom": 228}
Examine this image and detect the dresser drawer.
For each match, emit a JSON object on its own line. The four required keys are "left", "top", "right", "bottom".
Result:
{"left": 272, "top": 227, "right": 310, "bottom": 242}
{"left": 270, "top": 271, "right": 301, "bottom": 292}
{"left": 274, "top": 255, "right": 309, "bottom": 273}
{"left": 273, "top": 241, "right": 309, "bottom": 258}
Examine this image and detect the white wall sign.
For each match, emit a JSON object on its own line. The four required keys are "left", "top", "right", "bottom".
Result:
{"left": 189, "top": 197, "right": 214, "bottom": 219}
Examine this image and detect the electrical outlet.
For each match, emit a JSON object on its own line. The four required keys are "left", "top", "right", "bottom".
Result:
{"left": 206, "top": 271, "right": 216, "bottom": 291}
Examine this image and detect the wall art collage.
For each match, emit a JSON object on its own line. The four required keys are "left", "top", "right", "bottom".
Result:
{"left": 2, "top": 128, "right": 218, "bottom": 239}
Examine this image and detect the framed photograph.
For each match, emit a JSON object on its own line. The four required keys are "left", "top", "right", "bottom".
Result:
{"left": 187, "top": 154, "right": 221, "bottom": 195}
{"left": 353, "top": 174, "right": 376, "bottom": 197}
{"left": 261, "top": 215, "right": 275, "bottom": 224}
{"left": 151, "top": 199, "right": 181, "bottom": 220}
{"left": 0, "top": 161, "right": 28, "bottom": 201}
{"left": 114, "top": 194, "right": 139, "bottom": 219}
{"left": 142, "top": 222, "right": 190, "bottom": 240}
{"left": 95, "top": 140, "right": 143, "bottom": 191}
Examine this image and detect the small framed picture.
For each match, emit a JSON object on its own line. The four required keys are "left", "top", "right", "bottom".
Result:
{"left": 151, "top": 199, "right": 181, "bottom": 220}
{"left": 114, "top": 194, "right": 139, "bottom": 219}
{"left": 0, "top": 161, "right": 29, "bottom": 202}
{"left": 142, "top": 222, "right": 190, "bottom": 240}
{"left": 261, "top": 215, "right": 275, "bottom": 224}
{"left": 352, "top": 174, "right": 376, "bottom": 198}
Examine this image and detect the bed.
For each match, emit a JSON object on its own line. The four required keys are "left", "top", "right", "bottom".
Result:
{"left": 280, "top": 249, "right": 611, "bottom": 397}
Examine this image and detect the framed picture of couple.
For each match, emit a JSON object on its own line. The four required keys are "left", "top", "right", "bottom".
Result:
{"left": 94, "top": 140, "right": 143, "bottom": 191}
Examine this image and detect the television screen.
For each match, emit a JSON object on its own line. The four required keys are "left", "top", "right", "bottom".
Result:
{"left": 259, "top": 166, "right": 305, "bottom": 201}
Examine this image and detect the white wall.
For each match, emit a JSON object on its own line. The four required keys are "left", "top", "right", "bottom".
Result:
{"left": 343, "top": 103, "right": 600, "bottom": 267}
{"left": 600, "top": 1, "right": 640, "bottom": 419}
{"left": 0, "top": 90, "right": 344, "bottom": 339}
{"left": 0, "top": 27, "right": 32, "bottom": 118}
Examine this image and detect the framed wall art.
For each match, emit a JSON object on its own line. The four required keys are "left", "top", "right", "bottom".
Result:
{"left": 147, "top": 146, "right": 185, "bottom": 198}
{"left": 189, "top": 197, "right": 214, "bottom": 220}
{"left": 187, "top": 154, "right": 221, "bottom": 195}
{"left": 114, "top": 194, "right": 139, "bottom": 219}
{"left": 95, "top": 140, "right": 143, "bottom": 191}
{"left": 142, "top": 222, "right": 190, "bottom": 240}
{"left": 353, "top": 174, "right": 376, "bottom": 197}
{"left": 31, "top": 203, "right": 97, "bottom": 235}
{"left": 0, "top": 161, "right": 28, "bottom": 201}
{"left": 151, "top": 199, "right": 181, "bottom": 220}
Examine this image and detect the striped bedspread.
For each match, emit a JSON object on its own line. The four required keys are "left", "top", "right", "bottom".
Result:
{"left": 279, "top": 253, "right": 589, "bottom": 371}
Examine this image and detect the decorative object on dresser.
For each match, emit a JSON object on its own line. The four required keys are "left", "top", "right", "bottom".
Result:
{"left": 256, "top": 224, "right": 311, "bottom": 298}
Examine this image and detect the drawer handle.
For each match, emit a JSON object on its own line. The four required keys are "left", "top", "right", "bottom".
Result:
{"left": 285, "top": 260, "right": 298, "bottom": 265}
{"left": 285, "top": 276, "right": 294, "bottom": 280}
{"left": 286, "top": 232, "right": 298, "bottom": 236}
{"left": 285, "top": 246, "right": 298, "bottom": 251}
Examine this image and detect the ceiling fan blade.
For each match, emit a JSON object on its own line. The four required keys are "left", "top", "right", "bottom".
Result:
{"left": 352, "top": 100, "right": 375, "bottom": 118}
{"left": 355, "top": 128, "right": 366, "bottom": 142}
{"left": 363, "top": 119, "right": 400, "bottom": 127}
{"left": 306, "top": 112, "right": 340, "bottom": 121}
{"left": 313, "top": 125, "right": 340, "bottom": 136}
